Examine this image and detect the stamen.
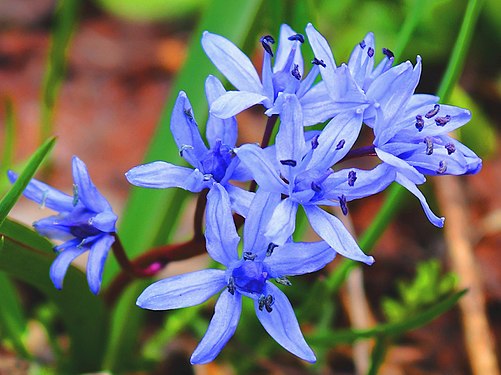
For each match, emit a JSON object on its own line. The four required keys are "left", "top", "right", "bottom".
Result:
{"left": 359, "top": 40, "right": 366, "bottom": 49}
{"left": 184, "top": 108, "right": 194, "bottom": 121}
{"left": 445, "top": 143, "right": 456, "bottom": 155}
{"left": 288, "top": 33, "right": 305, "bottom": 43}
{"left": 179, "top": 144, "right": 194, "bottom": 158}
{"left": 266, "top": 243, "right": 278, "bottom": 257}
{"left": 311, "top": 134, "right": 319, "bottom": 149}
{"left": 336, "top": 139, "right": 346, "bottom": 150}
{"left": 265, "top": 295, "right": 274, "bottom": 312}
{"left": 243, "top": 252, "right": 257, "bottom": 261}
{"left": 291, "top": 64, "right": 301, "bottom": 80}
{"left": 437, "top": 160, "right": 447, "bottom": 174}
{"left": 260, "top": 35, "right": 275, "bottom": 56}
{"left": 425, "top": 104, "right": 440, "bottom": 119}
{"left": 275, "top": 276, "right": 292, "bottom": 286}
{"left": 367, "top": 47, "right": 375, "bottom": 58}
{"left": 382, "top": 48, "right": 394, "bottom": 59}
{"left": 415, "top": 114, "right": 424, "bottom": 131}
{"left": 77, "top": 238, "right": 86, "bottom": 248}
{"left": 348, "top": 171, "right": 357, "bottom": 186}
{"left": 280, "top": 159, "right": 297, "bottom": 167}
{"left": 40, "top": 190, "right": 49, "bottom": 209}
{"left": 203, "top": 173, "right": 213, "bottom": 181}
{"left": 311, "top": 181, "right": 322, "bottom": 193}
{"left": 435, "top": 115, "right": 451, "bottom": 126}
{"left": 72, "top": 184, "right": 79, "bottom": 206}
{"left": 339, "top": 194, "right": 348, "bottom": 216}
{"left": 424, "top": 137, "right": 434, "bottom": 155}
{"left": 227, "top": 276, "right": 235, "bottom": 295}
{"left": 311, "top": 57, "right": 326, "bottom": 68}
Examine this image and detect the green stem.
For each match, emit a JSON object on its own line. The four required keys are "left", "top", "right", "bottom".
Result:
{"left": 367, "top": 337, "right": 389, "bottom": 375}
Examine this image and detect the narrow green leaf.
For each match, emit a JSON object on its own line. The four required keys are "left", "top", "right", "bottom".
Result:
{"left": 1, "top": 98, "right": 16, "bottom": 182}
{"left": 0, "top": 219, "right": 108, "bottom": 373}
{"left": 309, "top": 289, "right": 466, "bottom": 345}
{"left": 0, "top": 137, "right": 56, "bottom": 227}
{"left": 0, "top": 272, "right": 30, "bottom": 358}
{"left": 40, "top": 0, "right": 81, "bottom": 143}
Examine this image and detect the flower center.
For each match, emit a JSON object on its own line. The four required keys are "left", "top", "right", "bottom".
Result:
{"left": 200, "top": 140, "right": 233, "bottom": 182}
{"left": 231, "top": 260, "right": 268, "bottom": 295}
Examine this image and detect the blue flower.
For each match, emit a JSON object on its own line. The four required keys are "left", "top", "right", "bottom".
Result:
{"left": 365, "top": 57, "right": 482, "bottom": 226}
{"left": 235, "top": 94, "right": 394, "bottom": 264}
{"left": 137, "top": 185, "right": 335, "bottom": 364}
{"left": 125, "top": 76, "right": 253, "bottom": 216}
{"left": 8, "top": 156, "right": 117, "bottom": 295}
{"left": 202, "top": 24, "right": 366, "bottom": 124}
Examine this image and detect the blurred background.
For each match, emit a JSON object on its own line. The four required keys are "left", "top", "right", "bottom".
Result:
{"left": 0, "top": 0, "right": 500, "bottom": 374}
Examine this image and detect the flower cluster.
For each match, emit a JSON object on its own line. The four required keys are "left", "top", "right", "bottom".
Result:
{"left": 13, "top": 23, "right": 481, "bottom": 364}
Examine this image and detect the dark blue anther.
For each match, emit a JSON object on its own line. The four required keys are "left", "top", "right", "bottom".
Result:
{"left": 72, "top": 184, "right": 79, "bottom": 207}
{"left": 311, "top": 134, "right": 319, "bottom": 150}
{"left": 435, "top": 115, "right": 451, "bottom": 126}
{"left": 415, "top": 114, "right": 424, "bottom": 131}
{"left": 280, "top": 159, "right": 297, "bottom": 167}
{"left": 243, "top": 252, "right": 257, "bottom": 261}
{"left": 437, "top": 160, "right": 447, "bottom": 174}
{"left": 258, "top": 294, "right": 275, "bottom": 313}
{"left": 425, "top": 104, "right": 440, "bottom": 119}
{"left": 339, "top": 194, "right": 348, "bottom": 216}
{"left": 336, "top": 139, "right": 346, "bottom": 150}
{"left": 311, "top": 57, "right": 326, "bottom": 67}
{"left": 260, "top": 35, "right": 275, "bottom": 57}
{"left": 359, "top": 40, "right": 366, "bottom": 49}
{"left": 424, "top": 137, "right": 434, "bottom": 155}
{"left": 227, "top": 277, "right": 235, "bottom": 295}
{"left": 348, "top": 171, "right": 357, "bottom": 187}
{"left": 367, "top": 47, "right": 375, "bottom": 58}
{"left": 445, "top": 143, "right": 456, "bottom": 155}
{"left": 266, "top": 243, "right": 278, "bottom": 257}
{"left": 291, "top": 64, "right": 301, "bottom": 80}
{"left": 382, "top": 48, "right": 394, "bottom": 59}
{"left": 288, "top": 33, "right": 305, "bottom": 43}
{"left": 311, "top": 181, "right": 322, "bottom": 193}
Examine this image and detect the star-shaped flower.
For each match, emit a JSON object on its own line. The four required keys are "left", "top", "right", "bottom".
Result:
{"left": 125, "top": 76, "right": 253, "bottom": 216}
{"left": 8, "top": 156, "right": 117, "bottom": 294}
{"left": 137, "top": 185, "right": 335, "bottom": 364}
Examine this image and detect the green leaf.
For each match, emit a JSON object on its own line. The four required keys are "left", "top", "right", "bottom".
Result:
{"left": 0, "top": 219, "right": 108, "bottom": 373}
{"left": 0, "top": 272, "right": 30, "bottom": 358}
{"left": 0, "top": 137, "right": 56, "bottom": 227}
{"left": 1, "top": 98, "right": 16, "bottom": 184}
{"left": 309, "top": 289, "right": 466, "bottom": 346}
{"left": 40, "top": 0, "right": 81, "bottom": 143}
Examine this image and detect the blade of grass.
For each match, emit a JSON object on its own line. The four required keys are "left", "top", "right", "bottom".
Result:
{"left": 40, "top": 0, "right": 81, "bottom": 143}
{"left": 0, "top": 98, "right": 16, "bottom": 183}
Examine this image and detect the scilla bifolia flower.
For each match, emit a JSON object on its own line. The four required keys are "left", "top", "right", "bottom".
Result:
{"left": 137, "top": 185, "right": 335, "bottom": 363}
{"left": 8, "top": 156, "right": 117, "bottom": 294}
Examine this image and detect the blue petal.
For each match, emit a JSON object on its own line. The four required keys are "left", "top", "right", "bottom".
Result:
{"left": 264, "top": 198, "right": 298, "bottom": 247}
{"left": 72, "top": 156, "right": 112, "bottom": 213}
{"left": 235, "top": 145, "right": 288, "bottom": 194}
{"left": 243, "top": 190, "right": 281, "bottom": 258}
{"left": 274, "top": 24, "right": 302, "bottom": 74}
{"left": 299, "top": 82, "right": 350, "bottom": 126}
{"left": 8, "top": 171, "right": 73, "bottom": 212}
{"left": 395, "top": 173, "right": 445, "bottom": 227}
{"left": 205, "top": 75, "right": 238, "bottom": 148}
{"left": 266, "top": 241, "right": 335, "bottom": 277}
{"left": 307, "top": 109, "right": 363, "bottom": 171}
{"left": 171, "top": 92, "right": 208, "bottom": 168}
{"left": 375, "top": 147, "right": 425, "bottom": 185}
{"left": 205, "top": 184, "right": 240, "bottom": 266}
{"left": 225, "top": 184, "right": 254, "bottom": 218}
{"left": 202, "top": 31, "right": 263, "bottom": 93}
{"left": 91, "top": 211, "right": 117, "bottom": 233}
{"left": 86, "top": 234, "right": 114, "bottom": 295}
{"left": 50, "top": 241, "right": 87, "bottom": 290}
{"left": 136, "top": 269, "right": 226, "bottom": 310}
{"left": 348, "top": 32, "right": 375, "bottom": 89}
{"left": 323, "top": 65, "right": 367, "bottom": 108}
{"left": 210, "top": 91, "right": 269, "bottom": 119}
{"left": 304, "top": 205, "right": 374, "bottom": 264}
{"left": 255, "top": 282, "right": 316, "bottom": 362}
{"left": 33, "top": 216, "right": 73, "bottom": 242}
{"left": 125, "top": 161, "right": 205, "bottom": 192}
{"left": 275, "top": 94, "right": 306, "bottom": 178}
{"left": 305, "top": 23, "right": 336, "bottom": 95}
{"left": 190, "top": 290, "right": 242, "bottom": 364}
